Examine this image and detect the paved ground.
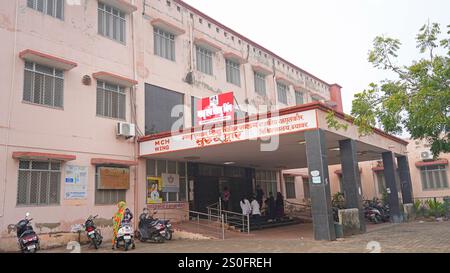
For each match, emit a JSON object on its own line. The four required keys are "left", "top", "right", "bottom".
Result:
{"left": 43, "top": 221, "right": 450, "bottom": 253}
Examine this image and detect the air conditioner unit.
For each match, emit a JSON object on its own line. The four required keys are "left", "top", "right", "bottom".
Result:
{"left": 117, "top": 122, "right": 136, "bottom": 138}
{"left": 420, "top": 150, "right": 433, "bottom": 161}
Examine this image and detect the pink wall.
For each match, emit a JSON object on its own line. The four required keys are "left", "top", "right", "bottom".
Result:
{"left": 0, "top": 0, "right": 138, "bottom": 244}
{"left": 0, "top": 0, "right": 348, "bottom": 250}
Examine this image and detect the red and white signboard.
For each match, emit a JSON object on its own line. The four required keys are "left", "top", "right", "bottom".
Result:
{"left": 197, "top": 92, "right": 234, "bottom": 126}
{"left": 140, "top": 109, "right": 318, "bottom": 156}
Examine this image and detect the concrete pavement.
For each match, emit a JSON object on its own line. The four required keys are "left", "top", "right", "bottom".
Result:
{"left": 42, "top": 221, "right": 450, "bottom": 253}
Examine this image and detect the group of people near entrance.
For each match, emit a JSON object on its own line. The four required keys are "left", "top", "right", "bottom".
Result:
{"left": 237, "top": 185, "right": 285, "bottom": 227}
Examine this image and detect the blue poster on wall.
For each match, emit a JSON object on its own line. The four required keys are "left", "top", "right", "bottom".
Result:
{"left": 64, "top": 165, "right": 88, "bottom": 200}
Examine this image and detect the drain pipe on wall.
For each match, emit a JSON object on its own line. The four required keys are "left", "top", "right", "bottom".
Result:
{"left": 1, "top": 0, "right": 20, "bottom": 218}
{"left": 130, "top": 0, "right": 139, "bottom": 228}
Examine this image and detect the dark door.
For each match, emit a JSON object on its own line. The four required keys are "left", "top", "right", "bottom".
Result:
{"left": 194, "top": 176, "right": 220, "bottom": 213}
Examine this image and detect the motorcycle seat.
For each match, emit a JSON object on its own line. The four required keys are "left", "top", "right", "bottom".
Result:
{"left": 19, "top": 230, "right": 36, "bottom": 239}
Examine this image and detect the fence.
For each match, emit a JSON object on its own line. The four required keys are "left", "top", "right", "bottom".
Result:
{"left": 206, "top": 198, "right": 250, "bottom": 234}
{"left": 170, "top": 208, "right": 225, "bottom": 240}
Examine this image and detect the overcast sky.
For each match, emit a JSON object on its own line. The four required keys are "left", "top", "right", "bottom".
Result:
{"left": 183, "top": 0, "right": 449, "bottom": 114}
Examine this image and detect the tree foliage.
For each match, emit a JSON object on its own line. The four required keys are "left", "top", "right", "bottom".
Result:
{"left": 351, "top": 22, "right": 450, "bottom": 157}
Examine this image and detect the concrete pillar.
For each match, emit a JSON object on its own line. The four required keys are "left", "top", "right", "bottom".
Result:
{"left": 397, "top": 156, "right": 414, "bottom": 204}
{"left": 382, "top": 151, "right": 403, "bottom": 223}
{"left": 305, "top": 129, "right": 336, "bottom": 241}
{"left": 338, "top": 139, "right": 366, "bottom": 233}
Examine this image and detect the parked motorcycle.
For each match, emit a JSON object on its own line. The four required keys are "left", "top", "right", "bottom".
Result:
{"left": 16, "top": 212, "right": 40, "bottom": 253}
{"left": 84, "top": 215, "right": 103, "bottom": 249}
{"left": 116, "top": 219, "right": 136, "bottom": 251}
{"left": 160, "top": 218, "right": 174, "bottom": 241}
{"left": 135, "top": 209, "right": 166, "bottom": 243}
{"left": 373, "top": 200, "right": 390, "bottom": 222}
{"left": 149, "top": 210, "right": 174, "bottom": 240}
{"left": 364, "top": 206, "right": 383, "bottom": 224}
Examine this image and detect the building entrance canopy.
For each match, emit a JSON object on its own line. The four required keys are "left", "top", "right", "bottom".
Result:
{"left": 139, "top": 102, "right": 412, "bottom": 241}
{"left": 138, "top": 102, "right": 408, "bottom": 169}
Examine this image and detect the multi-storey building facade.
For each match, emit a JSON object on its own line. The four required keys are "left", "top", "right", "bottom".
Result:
{"left": 1, "top": 0, "right": 413, "bottom": 249}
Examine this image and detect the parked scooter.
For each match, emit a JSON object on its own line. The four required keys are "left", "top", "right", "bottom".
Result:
{"left": 116, "top": 218, "right": 136, "bottom": 251}
{"left": 16, "top": 212, "right": 40, "bottom": 253}
{"left": 135, "top": 209, "right": 166, "bottom": 243}
{"left": 83, "top": 215, "right": 103, "bottom": 249}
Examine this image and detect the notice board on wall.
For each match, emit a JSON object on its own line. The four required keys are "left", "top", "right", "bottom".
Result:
{"left": 64, "top": 165, "right": 88, "bottom": 200}
{"left": 97, "top": 167, "right": 130, "bottom": 190}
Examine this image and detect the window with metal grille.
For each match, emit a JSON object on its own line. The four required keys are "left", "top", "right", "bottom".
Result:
{"left": 17, "top": 160, "right": 61, "bottom": 206}
{"left": 284, "top": 176, "right": 296, "bottom": 199}
{"left": 277, "top": 82, "right": 288, "bottom": 104}
{"left": 311, "top": 96, "right": 321, "bottom": 102}
{"left": 376, "top": 172, "right": 386, "bottom": 194}
{"left": 27, "top": 0, "right": 64, "bottom": 20}
{"left": 196, "top": 46, "right": 213, "bottom": 75}
{"left": 98, "top": 2, "right": 126, "bottom": 44}
{"left": 256, "top": 170, "right": 277, "bottom": 197}
{"left": 375, "top": 170, "right": 402, "bottom": 194}
{"left": 295, "top": 91, "right": 304, "bottom": 105}
{"left": 96, "top": 81, "right": 126, "bottom": 120}
{"left": 154, "top": 27, "right": 175, "bottom": 61}
{"left": 146, "top": 159, "right": 188, "bottom": 202}
{"left": 420, "top": 165, "right": 448, "bottom": 190}
{"left": 95, "top": 166, "right": 127, "bottom": 205}
{"left": 226, "top": 59, "right": 241, "bottom": 86}
{"left": 23, "top": 61, "right": 64, "bottom": 108}
{"left": 254, "top": 71, "right": 266, "bottom": 96}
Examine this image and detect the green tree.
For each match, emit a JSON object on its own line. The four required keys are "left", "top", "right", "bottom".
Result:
{"left": 350, "top": 22, "right": 450, "bottom": 157}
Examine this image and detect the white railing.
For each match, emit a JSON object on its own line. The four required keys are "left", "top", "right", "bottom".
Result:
{"left": 175, "top": 208, "right": 225, "bottom": 240}
{"left": 206, "top": 198, "right": 250, "bottom": 234}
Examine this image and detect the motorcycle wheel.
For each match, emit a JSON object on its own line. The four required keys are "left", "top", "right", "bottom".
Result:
{"left": 124, "top": 241, "right": 130, "bottom": 251}
{"left": 92, "top": 238, "right": 98, "bottom": 249}
{"left": 164, "top": 231, "right": 172, "bottom": 241}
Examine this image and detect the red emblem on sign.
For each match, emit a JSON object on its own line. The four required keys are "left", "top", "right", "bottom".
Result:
{"left": 197, "top": 92, "right": 234, "bottom": 126}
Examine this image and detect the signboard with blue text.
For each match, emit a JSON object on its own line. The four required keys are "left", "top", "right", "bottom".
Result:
{"left": 64, "top": 165, "right": 88, "bottom": 200}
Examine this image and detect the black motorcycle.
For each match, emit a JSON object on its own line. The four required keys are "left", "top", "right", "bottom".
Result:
{"left": 84, "top": 215, "right": 103, "bottom": 249}
{"left": 135, "top": 210, "right": 165, "bottom": 243}
{"left": 160, "top": 219, "right": 174, "bottom": 241}
{"left": 16, "top": 213, "right": 40, "bottom": 253}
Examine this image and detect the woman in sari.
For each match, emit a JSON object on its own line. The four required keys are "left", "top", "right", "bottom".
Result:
{"left": 112, "top": 201, "right": 126, "bottom": 249}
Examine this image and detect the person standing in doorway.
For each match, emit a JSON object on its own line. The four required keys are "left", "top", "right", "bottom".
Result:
{"left": 222, "top": 186, "right": 231, "bottom": 211}
{"left": 275, "top": 192, "right": 285, "bottom": 220}
{"left": 255, "top": 185, "right": 264, "bottom": 208}
{"left": 266, "top": 192, "right": 276, "bottom": 221}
